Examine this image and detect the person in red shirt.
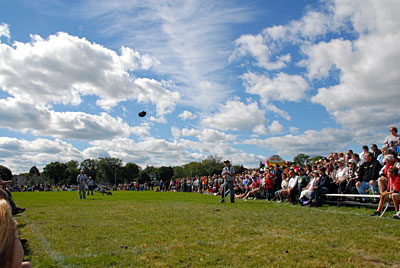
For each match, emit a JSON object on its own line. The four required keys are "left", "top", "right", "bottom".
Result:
{"left": 243, "top": 178, "right": 262, "bottom": 200}
{"left": 389, "top": 167, "right": 400, "bottom": 219}
{"left": 371, "top": 166, "right": 400, "bottom": 217}
{"left": 264, "top": 173, "right": 274, "bottom": 201}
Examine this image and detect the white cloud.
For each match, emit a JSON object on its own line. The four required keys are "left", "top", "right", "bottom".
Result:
{"left": 0, "top": 32, "right": 179, "bottom": 116}
{"left": 131, "top": 123, "right": 151, "bottom": 138}
{"left": 0, "top": 98, "right": 133, "bottom": 140}
{"left": 289, "top": 127, "right": 299, "bottom": 134}
{"left": 75, "top": 0, "right": 253, "bottom": 111}
{"left": 171, "top": 126, "right": 181, "bottom": 139}
{"left": 178, "top": 110, "right": 196, "bottom": 120}
{"left": 0, "top": 23, "right": 10, "bottom": 41}
{"left": 253, "top": 121, "right": 284, "bottom": 136}
{"left": 202, "top": 100, "right": 266, "bottom": 131}
{"left": 243, "top": 128, "right": 353, "bottom": 157}
{"left": 231, "top": 34, "right": 291, "bottom": 70}
{"left": 179, "top": 128, "right": 236, "bottom": 142}
{"left": 252, "top": 124, "right": 268, "bottom": 135}
{"left": 308, "top": 0, "right": 400, "bottom": 130}
{"left": 241, "top": 72, "right": 309, "bottom": 110}
{"left": 0, "top": 137, "right": 82, "bottom": 174}
{"left": 269, "top": 120, "right": 284, "bottom": 135}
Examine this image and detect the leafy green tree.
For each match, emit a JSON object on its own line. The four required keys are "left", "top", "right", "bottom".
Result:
{"left": 42, "top": 162, "right": 68, "bottom": 184}
{"left": 201, "top": 155, "right": 224, "bottom": 176}
{"left": 293, "top": 154, "right": 311, "bottom": 168}
{"left": 0, "top": 165, "right": 12, "bottom": 181}
{"left": 28, "top": 166, "right": 40, "bottom": 177}
{"left": 158, "top": 166, "right": 174, "bottom": 181}
{"left": 183, "top": 162, "right": 203, "bottom": 177}
{"left": 80, "top": 159, "right": 98, "bottom": 180}
{"left": 143, "top": 166, "right": 158, "bottom": 181}
{"left": 233, "top": 164, "right": 246, "bottom": 175}
{"left": 311, "top": 156, "right": 325, "bottom": 164}
{"left": 65, "top": 160, "right": 80, "bottom": 184}
{"left": 173, "top": 166, "right": 184, "bottom": 179}
{"left": 123, "top": 162, "right": 140, "bottom": 182}
{"left": 97, "top": 157, "right": 123, "bottom": 185}
{"left": 138, "top": 170, "right": 150, "bottom": 184}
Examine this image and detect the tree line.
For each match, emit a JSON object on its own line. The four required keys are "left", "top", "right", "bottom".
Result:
{"left": 2, "top": 155, "right": 246, "bottom": 186}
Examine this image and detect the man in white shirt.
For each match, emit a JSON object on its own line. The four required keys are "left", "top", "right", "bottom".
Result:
{"left": 287, "top": 169, "right": 298, "bottom": 204}
{"left": 335, "top": 158, "right": 349, "bottom": 193}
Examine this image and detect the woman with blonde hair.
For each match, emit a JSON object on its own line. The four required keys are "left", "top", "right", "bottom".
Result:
{"left": 0, "top": 199, "right": 32, "bottom": 268}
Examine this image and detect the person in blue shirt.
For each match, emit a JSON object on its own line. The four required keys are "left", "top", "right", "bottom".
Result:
{"left": 76, "top": 170, "right": 87, "bottom": 200}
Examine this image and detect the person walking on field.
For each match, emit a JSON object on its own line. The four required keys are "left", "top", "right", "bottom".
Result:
{"left": 220, "top": 160, "right": 235, "bottom": 203}
{"left": 77, "top": 170, "right": 87, "bottom": 200}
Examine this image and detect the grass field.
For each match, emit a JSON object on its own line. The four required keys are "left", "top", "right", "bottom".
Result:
{"left": 13, "top": 191, "right": 400, "bottom": 268}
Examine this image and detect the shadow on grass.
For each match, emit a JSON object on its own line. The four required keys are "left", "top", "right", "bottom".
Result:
{"left": 23, "top": 242, "right": 32, "bottom": 256}
{"left": 17, "top": 223, "right": 27, "bottom": 229}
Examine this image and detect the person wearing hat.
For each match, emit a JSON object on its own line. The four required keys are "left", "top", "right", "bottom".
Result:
{"left": 220, "top": 160, "right": 235, "bottom": 203}
{"left": 77, "top": 170, "right": 88, "bottom": 200}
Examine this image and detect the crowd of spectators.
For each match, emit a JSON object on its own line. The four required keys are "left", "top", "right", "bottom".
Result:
{"left": 149, "top": 126, "right": 400, "bottom": 219}
{"left": 1, "top": 127, "right": 399, "bottom": 266}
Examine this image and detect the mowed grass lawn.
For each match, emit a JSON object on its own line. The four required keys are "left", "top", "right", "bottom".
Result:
{"left": 13, "top": 191, "right": 400, "bottom": 268}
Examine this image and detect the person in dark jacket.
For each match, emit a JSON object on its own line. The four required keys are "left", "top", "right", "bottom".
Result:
{"left": 309, "top": 167, "right": 331, "bottom": 207}
{"left": 272, "top": 164, "right": 282, "bottom": 193}
{"left": 356, "top": 152, "right": 382, "bottom": 200}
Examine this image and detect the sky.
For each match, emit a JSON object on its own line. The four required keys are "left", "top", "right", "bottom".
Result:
{"left": 0, "top": 0, "right": 399, "bottom": 174}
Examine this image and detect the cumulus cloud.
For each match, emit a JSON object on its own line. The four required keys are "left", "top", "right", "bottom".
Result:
{"left": 242, "top": 71, "right": 310, "bottom": 104}
{"left": 231, "top": 34, "right": 291, "bottom": 70}
{"left": 253, "top": 121, "right": 284, "bottom": 135}
{"left": 243, "top": 128, "right": 353, "bottom": 156}
{"left": 309, "top": 0, "right": 400, "bottom": 130}
{"left": 0, "top": 32, "right": 179, "bottom": 116}
{"left": 0, "top": 23, "right": 10, "bottom": 41}
{"left": 0, "top": 137, "right": 82, "bottom": 174}
{"left": 179, "top": 128, "right": 236, "bottom": 142}
{"left": 178, "top": 110, "right": 196, "bottom": 120}
{"left": 202, "top": 100, "right": 266, "bottom": 131}
{"left": 0, "top": 98, "right": 133, "bottom": 140}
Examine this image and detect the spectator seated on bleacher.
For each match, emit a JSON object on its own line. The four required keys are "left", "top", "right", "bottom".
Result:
{"left": 286, "top": 169, "right": 298, "bottom": 204}
{"left": 370, "top": 167, "right": 400, "bottom": 218}
{"left": 296, "top": 168, "right": 309, "bottom": 195}
{"left": 378, "top": 154, "right": 397, "bottom": 194}
{"left": 299, "top": 170, "right": 319, "bottom": 205}
{"left": 356, "top": 152, "right": 382, "bottom": 201}
{"left": 384, "top": 126, "right": 399, "bottom": 151}
{"left": 309, "top": 167, "right": 331, "bottom": 207}
{"left": 274, "top": 173, "right": 288, "bottom": 202}
{"left": 335, "top": 158, "right": 349, "bottom": 194}
{"left": 342, "top": 159, "right": 358, "bottom": 194}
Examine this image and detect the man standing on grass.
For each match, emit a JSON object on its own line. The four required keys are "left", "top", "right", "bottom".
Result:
{"left": 220, "top": 160, "right": 235, "bottom": 203}
{"left": 77, "top": 170, "right": 87, "bottom": 200}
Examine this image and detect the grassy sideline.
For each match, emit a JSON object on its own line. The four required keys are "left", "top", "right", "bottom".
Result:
{"left": 13, "top": 191, "right": 400, "bottom": 268}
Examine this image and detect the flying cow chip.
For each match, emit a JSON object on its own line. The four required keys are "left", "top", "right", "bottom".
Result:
{"left": 138, "top": 111, "right": 146, "bottom": 117}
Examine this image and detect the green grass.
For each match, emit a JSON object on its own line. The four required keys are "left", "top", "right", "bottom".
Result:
{"left": 13, "top": 191, "right": 400, "bottom": 267}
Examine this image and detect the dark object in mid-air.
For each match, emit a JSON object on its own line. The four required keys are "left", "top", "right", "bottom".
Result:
{"left": 138, "top": 111, "right": 146, "bottom": 117}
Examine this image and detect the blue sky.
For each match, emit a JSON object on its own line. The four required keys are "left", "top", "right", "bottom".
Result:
{"left": 1, "top": 0, "right": 399, "bottom": 174}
